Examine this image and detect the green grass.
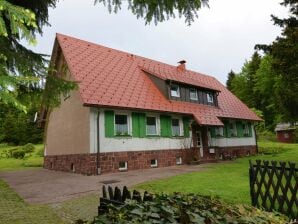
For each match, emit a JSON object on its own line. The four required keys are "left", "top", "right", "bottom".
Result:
{"left": 0, "top": 179, "right": 63, "bottom": 224}
{"left": 136, "top": 141, "right": 298, "bottom": 205}
{"left": 0, "top": 144, "right": 44, "bottom": 171}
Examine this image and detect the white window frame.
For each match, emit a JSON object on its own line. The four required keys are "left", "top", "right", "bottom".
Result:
{"left": 119, "top": 161, "right": 128, "bottom": 171}
{"left": 171, "top": 117, "right": 183, "bottom": 136}
{"left": 146, "top": 114, "right": 160, "bottom": 136}
{"left": 170, "top": 84, "right": 180, "bottom": 97}
{"left": 150, "top": 159, "right": 158, "bottom": 168}
{"left": 243, "top": 123, "right": 250, "bottom": 136}
{"left": 189, "top": 88, "right": 198, "bottom": 100}
{"left": 207, "top": 92, "right": 214, "bottom": 103}
{"left": 176, "top": 157, "right": 182, "bottom": 165}
{"left": 215, "top": 127, "right": 224, "bottom": 137}
{"left": 229, "top": 121, "right": 237, "bottom": 137}
{"left": 114, "top": 111, "right": 132, "bottom": 136}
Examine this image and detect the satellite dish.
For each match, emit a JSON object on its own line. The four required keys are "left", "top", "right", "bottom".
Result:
{"left": 34, "top": 112, "right": 38, "bottom": 122}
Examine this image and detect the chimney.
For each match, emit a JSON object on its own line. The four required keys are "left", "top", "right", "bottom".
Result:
{"left": 177, "top": 60, "right": 186, "bottom": 71}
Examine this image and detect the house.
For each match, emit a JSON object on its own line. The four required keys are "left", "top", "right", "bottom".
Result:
{"left": 44, "top": 34, "right": 261, "bottom": 175}
{"left": 275, "top": 123, "right": 297, "bottom": 143}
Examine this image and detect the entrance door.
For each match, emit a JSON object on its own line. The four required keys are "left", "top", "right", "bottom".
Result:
{"left": 196, "top": 131, "right": 203, "bottom": 158}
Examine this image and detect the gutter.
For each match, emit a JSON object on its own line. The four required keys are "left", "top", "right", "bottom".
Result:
{"left": 96, "top": 110, "right": 101, "bottom": 175}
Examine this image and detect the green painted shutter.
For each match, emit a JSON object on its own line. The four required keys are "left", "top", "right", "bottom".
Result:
{"left": 183, "top": 117, "right": 190, "bottom": 137}
{"left": 104, "top": 110, "right": 114, "bottom": 137}
{"left": 248, "top": 122, "right": 252, "bottom": 137}
{"left": 224, "top": 121, "right": 231, "bottom": 138}
{"left": 160, "top": 115, "right": 171, "bottom": 137}
{"left": 132, "top": 112, "right": 140, "bottom": 137}
{"left": 236, "top": 121, "right": 243, "bottom": 137}
{"left": 210, "top": 127, "right": 216, "bottom": 138}
{"left": 139, "top": 113, "right": 146, "bottom": 137}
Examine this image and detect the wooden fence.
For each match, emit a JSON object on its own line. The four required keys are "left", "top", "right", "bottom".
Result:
{"left": 249, "top": 160, "right": 298, "bottom": 219}
{"left": 98, "top": 185, "right": 153, "bottom": 214}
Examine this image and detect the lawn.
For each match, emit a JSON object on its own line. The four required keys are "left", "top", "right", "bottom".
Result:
{"left": 136, "top": 141, "right": 298, "bottom": 205}
{"left": 0, "top": 144, "right": 44, "bottom": 171}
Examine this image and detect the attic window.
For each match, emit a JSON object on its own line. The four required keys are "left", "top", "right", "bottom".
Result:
{"left": 170, "top": 85, "right": 180, "bottom": 97}
{"left": 207, "top": 93, "right": 214, "bottom": 103}
{"left": 190, "top": 88, "right": 198, "bottom": 100}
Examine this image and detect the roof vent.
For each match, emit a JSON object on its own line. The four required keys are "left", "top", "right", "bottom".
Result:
{"left": 177, "top": 60, "right": 186, "bottom": 71}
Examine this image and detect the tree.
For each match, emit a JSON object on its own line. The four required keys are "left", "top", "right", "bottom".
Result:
{"left": 226, "top": 70, "right": 235, "bottom": 90}
{"left": 256, "top": 0, "right": 298, "bottom": 121}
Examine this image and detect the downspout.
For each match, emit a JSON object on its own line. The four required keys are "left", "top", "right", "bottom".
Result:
{"left": 254, "top": 124, "right": 259, "bottom": 154}
{"left": 96, "top": 110, "right": 101, "bottom": 175}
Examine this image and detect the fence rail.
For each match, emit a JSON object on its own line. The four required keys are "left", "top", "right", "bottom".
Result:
{"left": 249, "top": 160, "right": 298, "bottom": 219}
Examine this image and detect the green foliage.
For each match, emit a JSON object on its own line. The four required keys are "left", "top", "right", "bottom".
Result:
{"left": 36, "top": 147, "right": 44, "bottom": 157}
{"left": 22, "top": 143, "right": 35, "bottom": 153}
{"left": 226, "top": 70, "right": 235, "bottom": 91}
{"left": 93, "top": 193, "right": 288, "bottom": 223}
{"left": 95, "top": 0, "right": 209, "bottom": 25}
{"left": 11, "top": 149, "right": 25, "bottom": 159}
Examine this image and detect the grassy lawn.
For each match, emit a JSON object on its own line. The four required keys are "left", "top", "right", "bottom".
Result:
{"left": 136, "top": 141, "right": 298, "bottom": 205}
{"left": 0, "top": 144, "right": 44, "bottom": 171}
{"left": 0, "top": 179, "right": 63, "bottom": 224}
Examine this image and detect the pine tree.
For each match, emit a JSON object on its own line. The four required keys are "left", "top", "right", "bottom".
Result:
{"left": 226, "top": 70, "right": 236, "bottom": 90}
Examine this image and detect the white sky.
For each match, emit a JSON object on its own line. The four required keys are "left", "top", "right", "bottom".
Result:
{"left": 28, "top": 0, "right": 288, "bottom": 84}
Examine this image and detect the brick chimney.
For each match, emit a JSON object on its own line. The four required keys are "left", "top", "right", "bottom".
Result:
{"left": 177, "top": 60, "right": 186, "bottom": 71}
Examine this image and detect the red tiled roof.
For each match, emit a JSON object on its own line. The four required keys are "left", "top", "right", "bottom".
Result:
{"left": 55, "top": 34, "right": 261, "bottom": 126}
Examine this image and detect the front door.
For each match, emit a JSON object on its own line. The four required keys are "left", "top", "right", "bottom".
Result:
{"left": 196, "top": 130, "right": 203, "bottom": 158}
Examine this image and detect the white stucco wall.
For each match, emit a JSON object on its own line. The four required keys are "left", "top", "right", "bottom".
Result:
{"left": 89, "top": 108, "right": 192, "bottom": 153}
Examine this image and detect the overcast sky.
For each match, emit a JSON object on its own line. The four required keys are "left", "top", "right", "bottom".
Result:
{"left": 28, "top": 0, "right": 288, "bottom": 84}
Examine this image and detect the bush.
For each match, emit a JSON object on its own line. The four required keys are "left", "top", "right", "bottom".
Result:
{"left": 12, "top": 149, "right": 25, "bottom": 159}
{"left": 257, "top": 130, "right": 276, "bottom": 142}
{"left": 92, "top": 193, "right": 288, "bottom": 224}
{"left": 22, "top": 143, "right": 35, "bottom": 154}
{"left": 36, "top": 147, "right": 44, "bottom": 157}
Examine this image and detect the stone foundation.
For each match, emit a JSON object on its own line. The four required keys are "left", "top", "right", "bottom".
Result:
{"left": 44, "top": 145, "right": 257, "bottom": 175}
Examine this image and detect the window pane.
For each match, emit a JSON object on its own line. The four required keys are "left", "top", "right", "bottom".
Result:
{"left": 207, "top": 93, "right": 214, "bottom": 103}
{"left": 146, "top": 117, "right": 157, "bottom": 135}
{"left": 115, "top": 115, "right": 128, "bottom": 134}
{"left": 172, "top": 119, "right": 180, "bottom": 136}
{"left": 190, "top": 89, "right": 198, "bottom": 100}
{"left": 147, "top": 117, "right": 156, "bottom": 125}
{"left": 170, "top": 85, "right": 180, "bottom": 97}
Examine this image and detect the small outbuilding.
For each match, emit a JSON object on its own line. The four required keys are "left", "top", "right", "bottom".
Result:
{"left": 275, "top": 123, "right": 296, "bottom": 143}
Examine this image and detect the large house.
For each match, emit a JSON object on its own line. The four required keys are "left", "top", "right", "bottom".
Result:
{"left": 44, "top": 34, "right": 261, "bottom": 175}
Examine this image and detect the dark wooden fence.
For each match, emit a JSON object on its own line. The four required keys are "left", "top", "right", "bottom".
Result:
{"left": 98, "top": 185, "right": 153, "bottom": 215}
{"left": 249, "top": 160, "right": 298, "bottom": 219}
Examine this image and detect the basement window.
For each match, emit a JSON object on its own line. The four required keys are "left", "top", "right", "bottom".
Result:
{"left": 207, "top": 93, "right": 214, "bottom": 103}
{"left": 119, "top": 161, "right": 127, "bottom": 171}
{"left": 71, "top": 163, "right": 75, "bottom": 172}
{"left": 176, "top": 157, "right": 182, "bottom": 165}
{"left": 115, "top": 114, "right": 129, "bottom": 135}
{"left": 190, "top": 88, "right": 198, "bottom": 100}
{"left": 150, "top": 159, "right": 158, "bottom": 168}
{"left": 170, "top": 85, "right": 180, "bottom": 97}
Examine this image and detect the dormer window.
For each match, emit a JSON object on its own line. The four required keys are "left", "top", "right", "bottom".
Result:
{"left": 190, "top": 88, "right": 198, "bottom": 100}
{"left": 170, "top": 85, "right": 180, "bottom": 97}
{"left": 207, "top": 93, "right": 214, "bottom": 103}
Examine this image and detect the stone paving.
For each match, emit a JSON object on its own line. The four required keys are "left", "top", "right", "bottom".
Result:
{"left": 0, "top": 165, "right": 207, "bottom": 205}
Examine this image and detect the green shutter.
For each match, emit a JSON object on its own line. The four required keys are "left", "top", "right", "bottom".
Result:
{"left": 139, "top": 113, "right": 146, "bottom": 137}
{"left": 104, "top": 110, "right": 114, "bottom": 137}
{"left": 210, "top": 127, "right": 216, "bottom": 138}
{"left": 183, "top": 117, "right": 190, "bottom": 137}
{"left": 224, "top": 120, "right": 231, "bottom": 138}
{"left": 132, "top": 112, "right": 140, "bottom": 137}
{"left": 132, "top": 112, "right": 146, "bottom": 137}
{"left": 236, "top": 121, "right": 243, "bottom": 137}
{"left": 160, "top": 115, "right": 171, "bottom": 137}
{"left": 248, "top": 122, "right": 252, "bottom": 137}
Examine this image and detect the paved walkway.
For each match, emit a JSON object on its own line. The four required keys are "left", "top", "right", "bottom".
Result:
{"left": 0, "top": 165, "right": 207, "bottom": 204}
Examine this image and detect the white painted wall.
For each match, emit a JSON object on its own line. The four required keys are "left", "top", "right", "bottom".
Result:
{"left": 89, "top": 108, "right": 192, "bottom": 153}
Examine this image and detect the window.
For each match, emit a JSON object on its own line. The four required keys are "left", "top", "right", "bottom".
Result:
{"left": 207, "top": 93, "right": 214, "bottom": 103}
{"left": 176, "top": 157, "right": 182, "bottom": 165}
{"left": 150, "top": 159, "right": 158, "bottom": 168}
{"left": 190, "top": 88, "right": 198, "bottom": 100}
{"left": 146, "top": 116, "right": 157, "bottom": 135}
{"left": 229, "top": 121, "right": 237, "bottom": 137}
{"left": 119, "top": 161, "right": 127, "bottom": 171}
{"left": 243, "top": 123, "right": 250, "bottom": 136}
{"left": 170, "top": 85, "right": 180, "bottom": 97}
{"left": 172, "top": 118, "right": 181, "bottom": 136}
{"left": 115, "top": 114, "right": 128, "bottom": 135}
{"left": 215, "top": 127, "right": 224, "bottom": 137}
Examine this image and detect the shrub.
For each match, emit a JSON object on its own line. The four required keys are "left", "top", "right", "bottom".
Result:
{"left": 36, "top": 147, "right": 44, "bottom": 157}
{"left": 12, "top": 149, "right": 25, "bottom": 159}
{"left": 22, "top": 143, "right": 35, "bottom": 154}
{"left": 8, "top": 147, "right": 20, "bottom": 157}
{"left": 92, "top": 193, "right": 288, "bottom": 224}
